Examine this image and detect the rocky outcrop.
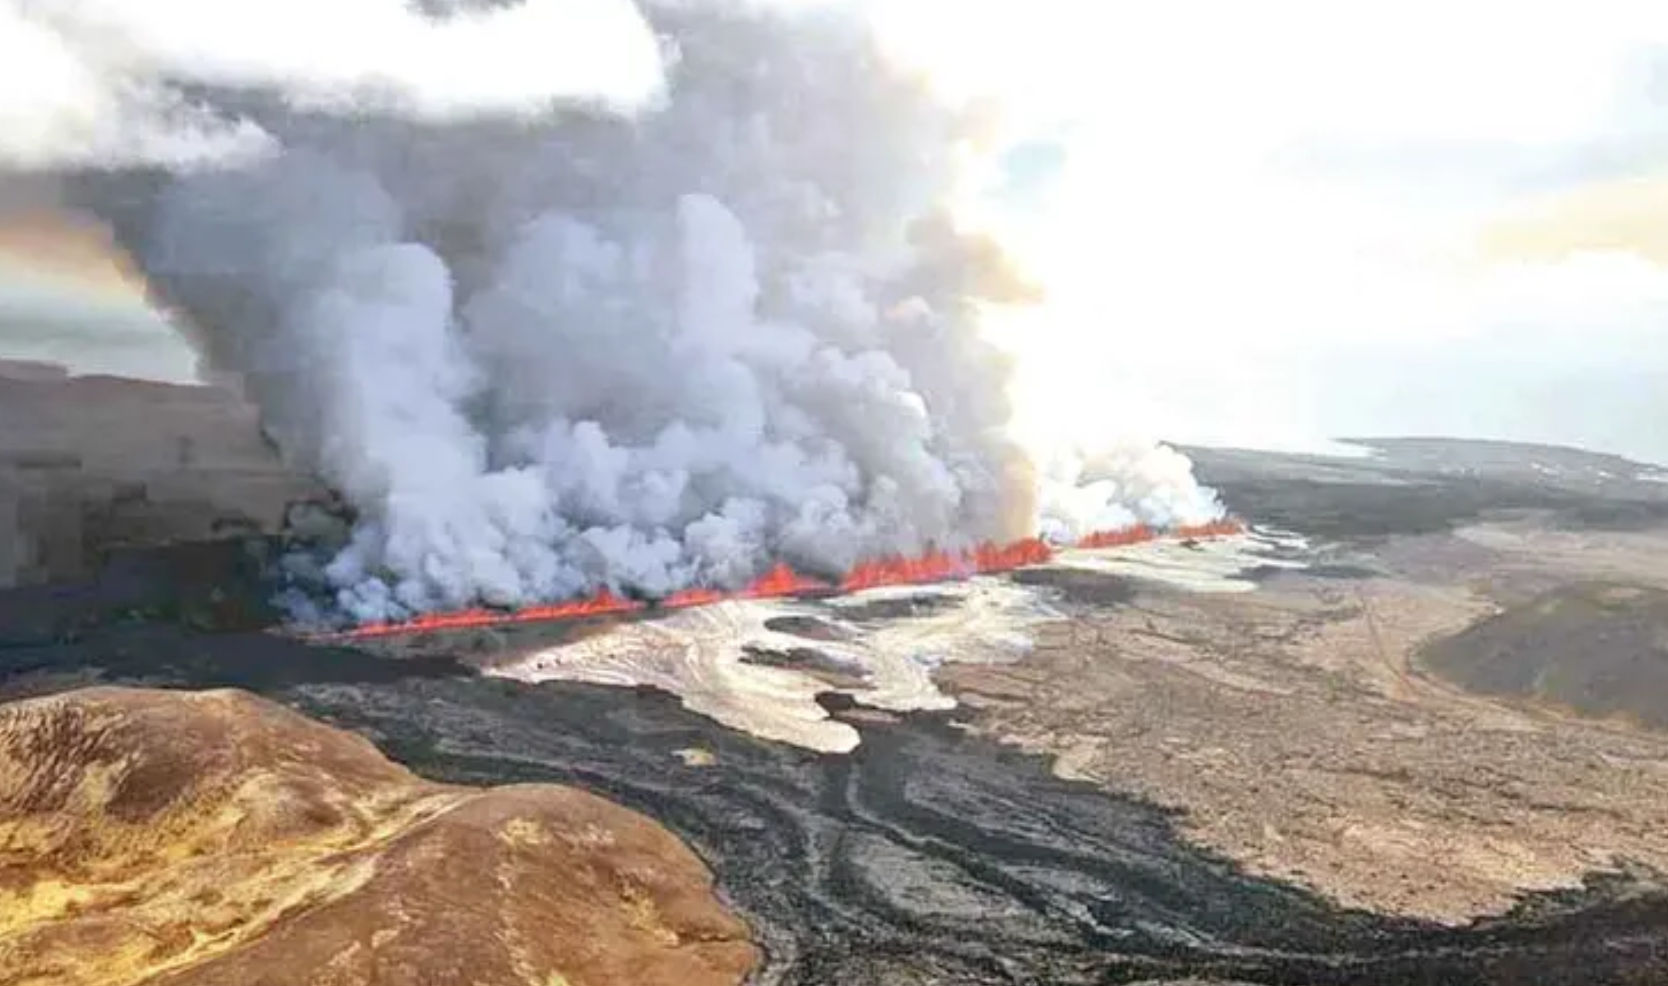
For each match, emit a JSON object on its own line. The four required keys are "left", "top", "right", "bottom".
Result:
{"left": 0, "top": 687, "right": 758, "bottom": 986}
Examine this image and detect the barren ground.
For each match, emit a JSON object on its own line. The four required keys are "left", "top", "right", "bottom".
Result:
{"left": 943, "top": 446, "right": 1668, "bottom": 923}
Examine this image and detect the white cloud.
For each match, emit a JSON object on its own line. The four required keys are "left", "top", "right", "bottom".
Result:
{"left": 0, "top": 0, "right": 663, "bottom": 169}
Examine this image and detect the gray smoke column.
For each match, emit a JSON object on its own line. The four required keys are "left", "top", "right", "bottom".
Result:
{"left": 3, "top": 0, "right": 1223, "bottom": 622}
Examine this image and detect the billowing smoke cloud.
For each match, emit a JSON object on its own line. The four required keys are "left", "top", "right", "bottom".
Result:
{"left": 5, "top": 0, "right": 1221, "bottom": 622}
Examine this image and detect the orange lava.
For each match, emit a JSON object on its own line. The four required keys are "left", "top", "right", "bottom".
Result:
{"left": 319, "top": 520, "right": 1245, "bottom": 641}
{"left": 344, "top": 587, "right": 642, "bottom": 640}
{"left": 1075, "top": 524, "right": 1157, "bottom": 550}
{"left": 660, "top": 587, "right": 730, "bottom": 609}
{"left": 737, "top": 563, "right": 833, "bottom": 599}
{"left": 838, "top": 537, "right": 1054, "bottom": 593}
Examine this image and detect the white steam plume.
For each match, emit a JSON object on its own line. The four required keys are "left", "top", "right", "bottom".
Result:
{"left": 13, "top": 0, "right": 1221, "bottom": 622}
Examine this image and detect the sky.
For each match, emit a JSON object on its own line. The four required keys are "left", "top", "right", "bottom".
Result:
{"left": 0, "top": 215, "right": 198, "bottom": 384}
{"left": 873, "top": 0, "right": 1668, "bottom": 465}
{"left": 0, "top": 271, "right": 197, "bottom": 384}
{"left": 1, "top": 0, "right": 1665, "bottom": 464}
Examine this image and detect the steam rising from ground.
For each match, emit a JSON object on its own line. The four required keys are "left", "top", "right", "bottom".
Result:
{"left": 3, "top": 0, "right": 1221, "bottom": 621}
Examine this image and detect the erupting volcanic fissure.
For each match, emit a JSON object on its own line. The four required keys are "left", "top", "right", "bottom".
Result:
{"left": 6, "top": 0, "right": 1229, "bottom": 627}
{"left": 322, "top": 520, "right": 1244, "bottom": 640}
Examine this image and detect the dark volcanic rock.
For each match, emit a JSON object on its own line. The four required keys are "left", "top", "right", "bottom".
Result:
{"left": 824, "top": 592, "right": 967, "bottom": 623}
{"left": 740, "top": 644, "right": 870, "bottom": 688}
{"left": 1010, "top": 565, "right": 1138, "bottom": 606}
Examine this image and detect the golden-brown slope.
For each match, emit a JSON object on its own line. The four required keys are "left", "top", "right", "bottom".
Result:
{"left": 0, "top": 687, "right": 757, "bottom": 986}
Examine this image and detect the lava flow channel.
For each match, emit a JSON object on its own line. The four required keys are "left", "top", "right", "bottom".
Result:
{"left": 319, "top": 520, "right": 1245, "bottom": 640}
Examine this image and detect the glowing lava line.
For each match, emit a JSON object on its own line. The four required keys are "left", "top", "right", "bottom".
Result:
{"left": 314, "top": 520, "right": 1245, "bottom": 641}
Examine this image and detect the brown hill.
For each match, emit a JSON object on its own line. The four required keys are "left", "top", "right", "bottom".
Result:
{"left": 0, "top": 687, "right": 757, "bottom": 986}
